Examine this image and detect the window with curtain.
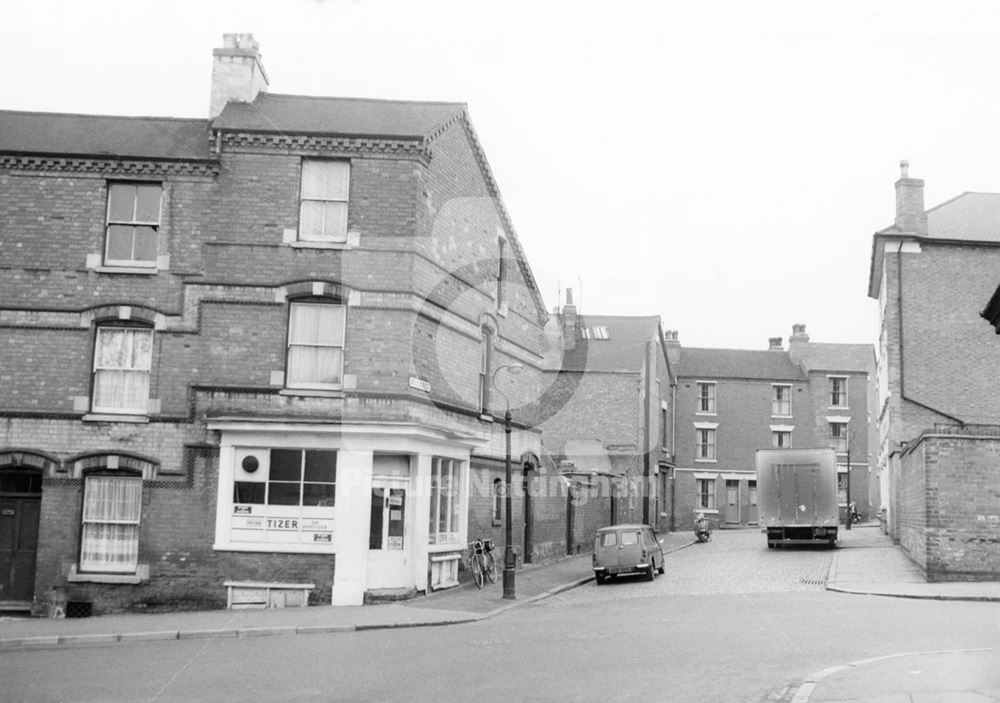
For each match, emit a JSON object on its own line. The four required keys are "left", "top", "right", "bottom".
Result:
{"left": 286, "top": 302, "right": 345, "bottom": 389}
{"left": 92, "top": 326, "right": 153, "bottom": 414}
{"left": 829, "top": 376, "right": 848, "bottom": 407}
{"left": 80, "top": 474, "right": 142, "bottom": 573}
{"left": 696, "top": 478, "right": 715, "bottom": 510}
{"left": 428, "top": 458, "right": 462, "bottom": 545}
{"left": 697, "top": 382, "right": 716, "bottom": 413}
{"left": 830, "top": 422, "right": 848, "bottom": 453}
{"left": 696, "top": 428, "right": 716, "bottom": 460}
{"left": 299, "top": 160, "right": 350, "bottom": 242}
{"left": 772, "top": 384, "right": 791, "bottom": 415}
{"left": 104, "top": 182, "right": 161, "bottom": 266}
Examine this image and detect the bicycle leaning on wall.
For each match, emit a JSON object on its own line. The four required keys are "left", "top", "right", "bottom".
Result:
{"left": 467, "top": 538, "right": 498, "bottom": 589}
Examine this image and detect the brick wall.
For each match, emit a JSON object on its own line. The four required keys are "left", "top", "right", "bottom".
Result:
{"left": 899, "top": 432, "right": 1000, "bottom": 581}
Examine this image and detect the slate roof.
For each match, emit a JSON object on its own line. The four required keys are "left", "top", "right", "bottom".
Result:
{"left": 213, "top": 93, "right": 466, "bottom": 139}
{"left": 877, "top": 192, "right": 1000, "bottom": 242}
{"left": 791, "top": 342, "right": 874, "bottom": 374}
{"left": 673, "top": 347, "right": 807, "bottom": 381}
{"left": 560, "top": 315, "right": 663, "bottom": 373}
{"left": 870, "top": 192, "right": 1000, "bottom": 298}
{"left": 0, "top": 110, "right": 213, "bottom": 160}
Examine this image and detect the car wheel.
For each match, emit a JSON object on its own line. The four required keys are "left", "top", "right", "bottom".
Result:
{"left": 594, "top": 572, "right": 606, "bottom": 585}
{"left": 657, "top": 557, "right": 665, "bottom": 575}
{"left": 646, "top": 563, "right": 655, "bottom": 581}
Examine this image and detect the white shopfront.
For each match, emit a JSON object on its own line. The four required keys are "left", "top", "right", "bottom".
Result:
{"left": 209, "top": 420, "right": 480, "bottom": 606}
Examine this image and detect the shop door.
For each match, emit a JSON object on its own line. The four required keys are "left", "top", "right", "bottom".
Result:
{"left": 724, "top": 479, "right": 740, "bottom": 524}
{"left": 0, "top": 497, "right": 41, "bottom": 603}
{"left": 747, "top": 480, "right": 759, "bottom": 524}
{"left": 366, "top": 479, "right": 408, "bottom": 589}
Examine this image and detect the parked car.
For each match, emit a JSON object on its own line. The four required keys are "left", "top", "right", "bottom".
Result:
{"left": 592, "top": 524, "right": 665, "bottom": 584}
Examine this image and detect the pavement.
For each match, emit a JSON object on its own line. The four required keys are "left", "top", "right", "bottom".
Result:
{"left": 2, "top": 524, "right": 998, "bottom": 702}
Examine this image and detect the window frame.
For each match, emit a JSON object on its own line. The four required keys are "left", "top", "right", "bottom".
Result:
{"left": 696, "top": 478, "right": 716, "bottom": 510}
{"left": 285, "top": 299, "right": 346, "bottom": 391}
{"left": 479, "top": 328, "right": 493, "bottom": 414}
{"left": 772, "top": 384, "right": 792, "bottom": 416}
{"left": 223, "top": 447, "right": 338, "bottom": 552}
{"left": 298, "top": 159, "right": 350, "bottom": 243}
{"left": 91, "top": 324, "right": 154, "bottom": 415}
{"left": 428, "top": 457, "right": 464, "bottom": 546}
{"left": 830, "top": 421, "right": 848, "bottom": 454}
{"left": 772, "top": 430, "right": 791, "bottom": 448}
{"left": 492, "top": 477, "right": 503, "bottom": 525}
{"left": 696, "top": 382, "right": 716, "bottom": 414}
{"left": 104, "top": 181, "right": 161, "bottom": 268}
{"left": 79, "top": 471, "right": 143, "bottom": 575}
{"left": 829, "top": 376, "right": 848, "bottom": 408}
{"left": 696, "top": 427, "right": 717, "bottom": 461}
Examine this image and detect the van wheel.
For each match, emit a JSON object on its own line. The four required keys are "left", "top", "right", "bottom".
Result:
{"left": 646, "top": 564, "right": 655, "bottom": 581}
{"left": 594, "top": 573, "right": 606, "bottom": 585}
{"left": 657, "top": 561, "right": 665, "bottom": 575}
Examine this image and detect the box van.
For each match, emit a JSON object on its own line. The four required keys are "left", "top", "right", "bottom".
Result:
{"left": 592, "top": 524, "right": 665, "bottom": 584}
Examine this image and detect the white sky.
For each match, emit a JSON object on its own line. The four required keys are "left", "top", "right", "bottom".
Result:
{"left": 3, "top": 0, "right": 999, "bottom": 350}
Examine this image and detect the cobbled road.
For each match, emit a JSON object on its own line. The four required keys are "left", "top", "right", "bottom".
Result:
{"left": 555, "top": 527, "right": 833, "bottom": 603}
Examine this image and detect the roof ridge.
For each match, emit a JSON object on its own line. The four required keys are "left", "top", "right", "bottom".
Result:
{"left": 263, "top": 92, "right": 467, "bottom": 108}
{"left": 0, "top": 108, "right": 207, "bottom": 123}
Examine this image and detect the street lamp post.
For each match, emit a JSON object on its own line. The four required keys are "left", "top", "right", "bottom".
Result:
{"left": 492, "top": 363, "right": 523, "bottom": 600}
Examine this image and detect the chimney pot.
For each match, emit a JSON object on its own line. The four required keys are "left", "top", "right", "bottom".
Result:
{"left": 768, "top": 337, "right": 783, "bottom": 351}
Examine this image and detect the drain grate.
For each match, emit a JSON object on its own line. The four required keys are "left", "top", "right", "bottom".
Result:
{"left": 798, "top": 578, "right": 828, "bottom": 586}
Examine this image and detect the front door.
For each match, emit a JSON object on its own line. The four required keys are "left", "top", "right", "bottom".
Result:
{"left": 724, "top": 479, "right": 740, "bottom": 524}
{"left": 747, "top": 480, "right": 759, "bottom": 524}
{"left": 366, "top": 479, "right": 408, "bottom": 589}
{"left": 1, "top": 469, "right": 42, "bottom": 604}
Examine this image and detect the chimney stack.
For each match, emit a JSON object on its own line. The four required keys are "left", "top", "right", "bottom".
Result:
{"left": 561, "top": 288, "right": 578, "bottom": 351}
{"left": 768, "top": 337, "right": 783, "bottom": 351}
{"left": 210, "top": 33, "right": 269, "bottom": 118}
{"left": 789, "top": 323, "right": 809, "bottom": 343}
{"left": 894, "top": 160, "right": 928, "bottom": 235}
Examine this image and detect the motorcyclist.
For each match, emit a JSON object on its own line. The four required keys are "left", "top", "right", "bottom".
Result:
{"left": 694, "top": 512, "right": 711, "bottom": 541}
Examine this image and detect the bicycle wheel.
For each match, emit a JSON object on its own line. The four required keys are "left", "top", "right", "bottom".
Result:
{"left": 471, "top": 554, "right": 485, "bottom": 589}
{"left": 484, "top": 551, "right": 498, "bottom": 584}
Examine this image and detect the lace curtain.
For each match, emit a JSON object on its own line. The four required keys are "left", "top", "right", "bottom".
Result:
{"left": 80, "top": 475, "right": 142, "bottom": 573}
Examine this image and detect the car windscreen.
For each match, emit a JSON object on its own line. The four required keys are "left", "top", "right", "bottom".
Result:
{"left": 620, "top": 531, "right": 639, "bottom": 546}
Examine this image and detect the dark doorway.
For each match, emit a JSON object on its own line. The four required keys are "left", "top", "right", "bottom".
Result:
{"left": 0, "top": 468, "right": 42, "bottom": 606}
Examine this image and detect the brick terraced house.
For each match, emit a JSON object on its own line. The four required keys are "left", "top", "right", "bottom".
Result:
{"left": 538, "top": 291, "right": 675, "bottom": 554}
{"left": 668, "top": 330, "right": 874, "bottom": 533}
{"left": 869, "top": 161, "right": 1000, "bottom": 581}
{"left": 0, "top": 34, "right": 554, "bottom": 614}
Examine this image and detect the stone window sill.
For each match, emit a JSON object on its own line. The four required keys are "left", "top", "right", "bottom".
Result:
{"left": 278, "top": 389, "right": 344, "bottom": 399}
{"left": 82, "top": 413, "right": 150, "bottom": 424}
{"left": 94, "top": 265, "right": 159, "bottom": 275}
{"left": 68, "top": 563, "right": 148, "bottom": 584}
{"left": 288, "top": 241, "right": 351, "bottom": 250}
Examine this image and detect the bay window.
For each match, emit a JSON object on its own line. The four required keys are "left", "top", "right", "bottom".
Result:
{"left": 428, "top": 457, "right": 463, "bottom": 546}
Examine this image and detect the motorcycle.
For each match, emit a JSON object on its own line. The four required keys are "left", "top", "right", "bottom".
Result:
{"left": 694, "top": 514, "right": 712, "bottom": 542}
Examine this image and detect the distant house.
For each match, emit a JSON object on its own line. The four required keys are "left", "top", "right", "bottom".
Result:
{"left": 538, "top": 291, "right": 675, "bottom": 553}
{"left": 0, "top": 34, "right": 553, "bottom": 614}
{"left": 669, "top": 329, "right": 875, "bottom": 532}
{"left": 868, "top": 161, "right": 1000, "bottom": 581}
